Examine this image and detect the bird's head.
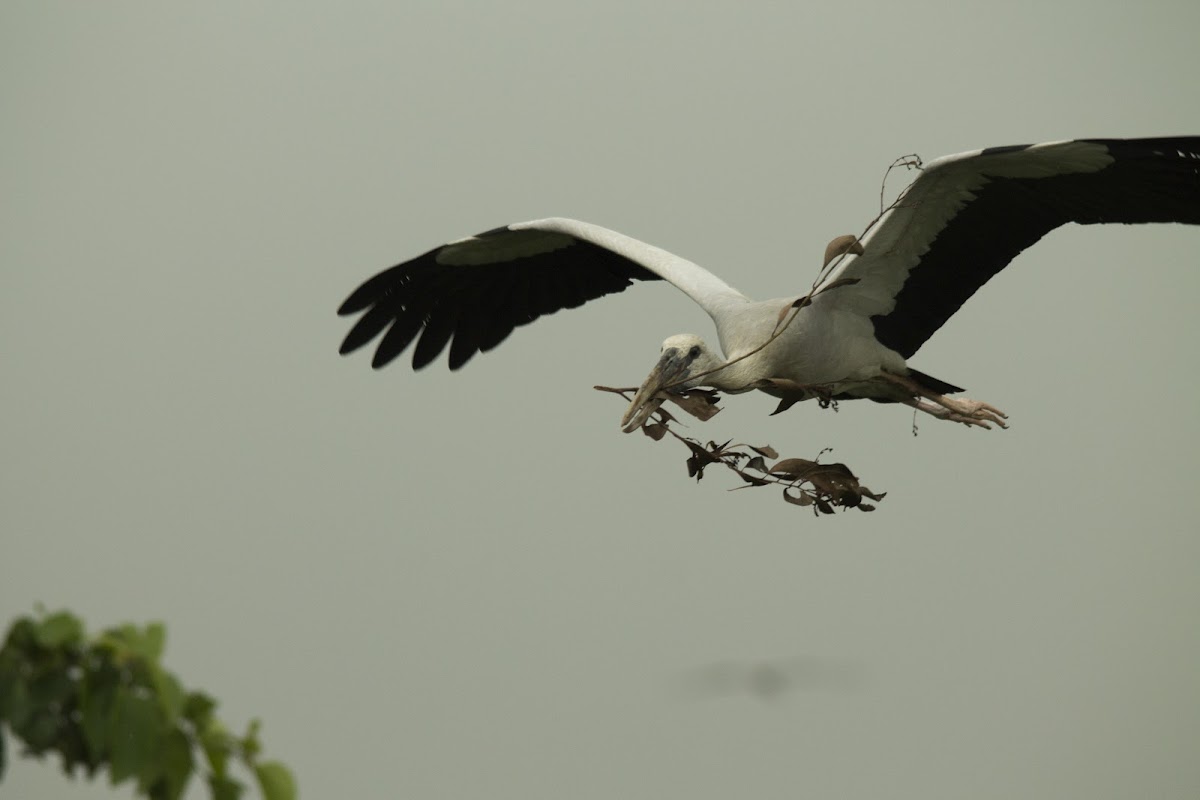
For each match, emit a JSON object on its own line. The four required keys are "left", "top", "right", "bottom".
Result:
{"left": 619, "top": 334, "right": 723, "bottom": 433}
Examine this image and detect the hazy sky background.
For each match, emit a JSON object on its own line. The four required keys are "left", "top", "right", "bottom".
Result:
{"left": 3, "top": 2, "right": 1199, "bottom": 798}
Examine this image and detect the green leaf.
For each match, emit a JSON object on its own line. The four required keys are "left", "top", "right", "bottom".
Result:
{"left": 241, "top": 718, "right": 262, "bottom": 761}
{"left": 151, "top": 666, "right": 185, "bottom": 724}
{"left": 159, "top": 727, "right": 194, "bottom": 800}
{"left": 14, "top": 671, "right": 73, "bottom": 753}
{"left": 27, "top": 668, "right": 74, "bottom": 712}
{"left": 33, "top": 611, "right": 84, "bottom": 649}
{"left": 254, "top": 760, "right": 297, "bottom": 800}
{"left": 100, "top": 623, "right": 140, "bottom": 650}
{"left": 142, "top": 623, "right": 166, "bottom": 662}
{"left": 208, "top": 773, "right": 245, "bottom": 800}
{"left": 108, "top": 688, "right": 163, "bottom": 786}
{"left": 3, "top": 618, "right": 38, "bottom": 651}
{"left": 182, "top": 690, "right": 216, "bottom": 727}
{"left": 81, "top": 674, "right": 119, "bottom": 761}
{"left": 101, "top": 622, "right": 166, "bottom": 662}
{"left": 200, "top": 719, "right": 232, "bottom": 778}
{"left": 0, "top": 658, "right": 30, "bottom": 727}
{"left": 55, "top": 720, "right": 92, "bottom": 778}
{"left": 0, "top": 722, "right": 7, "bottom": 780}
{"left": 19, "top": 707, "right": 61, "bottom": 752}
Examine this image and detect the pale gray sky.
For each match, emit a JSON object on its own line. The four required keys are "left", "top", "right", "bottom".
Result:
{"left": 3, "top": 2, "right": 1199, "bottom": 799}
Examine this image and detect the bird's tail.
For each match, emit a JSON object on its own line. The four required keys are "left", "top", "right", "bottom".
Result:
{"left": 906, "top": 368, "right": 964, "bottom": 396}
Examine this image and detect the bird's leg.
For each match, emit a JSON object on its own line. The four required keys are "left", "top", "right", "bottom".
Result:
{"left": 899, "top": 397, "right": 993, "bottom": 429}
{"left": 879, "top": 372, "right": 1009, "bottom": 430}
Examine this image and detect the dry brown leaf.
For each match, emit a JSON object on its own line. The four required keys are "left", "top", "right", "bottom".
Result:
{"left": 737, "top": 472, "right": 770, "bottom": 487}
{"left": 775, "top": 302, "right": 794, "bottom": 328}
{"left": 641, "top": 423, "right": 668, "bottom": 441}
{"left": 768, "top": 458, "right": 821, "bottom": 479}
{"left": 815, "top": 276, "right": 862, "bottom": 295}
{"left": 822, "top": 235, "right": 865, "bottom": 267}
{"left": 752, "top": 377, "right": 829, "bottom": 416}
{"left": 683, "top": 439, "right": 724, "bottom": 481}
{"left": 783, "top": 488, "right": 813, "bottom": 507}
{"left": 772, "top": 398, "right": 804, "bottom": 416}
{"left": 665, "top": 389, "right": 721, "bottom": 421}
{"left": 652, "top": 405, "right": 678, "bottom": 425}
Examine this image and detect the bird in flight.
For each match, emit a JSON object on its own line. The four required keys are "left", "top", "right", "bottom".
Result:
{"left": 338, "top": 138, "right": 1199, "bottom": 431}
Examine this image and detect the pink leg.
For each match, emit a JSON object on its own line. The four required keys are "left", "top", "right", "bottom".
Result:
{"left": 881, "top": 373, "right": 1009, "bottom": 430}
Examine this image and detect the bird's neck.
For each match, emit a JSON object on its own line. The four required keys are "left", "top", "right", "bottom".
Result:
{"left": 702, "top": 353, "right": 765, "bottom": 394}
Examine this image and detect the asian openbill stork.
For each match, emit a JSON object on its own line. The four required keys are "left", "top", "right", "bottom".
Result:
{"left": 338, "top": 137, "right": 1200, "bottom": 430}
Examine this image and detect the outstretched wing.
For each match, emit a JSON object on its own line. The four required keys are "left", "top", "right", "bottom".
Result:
{"left": 338, "top": 217, "right": 748, "bottom": 369}
{"left": 818, "top": 137, "right": 1200, "bottom": 358}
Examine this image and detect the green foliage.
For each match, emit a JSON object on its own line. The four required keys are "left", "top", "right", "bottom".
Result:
{"left": 0, "top": 609, "right": 295, "bottom": 800}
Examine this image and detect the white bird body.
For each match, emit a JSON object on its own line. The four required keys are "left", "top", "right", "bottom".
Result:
{"left": 338, "top": 137, "right": 1200, "bottom": 430}
{"left": 679, "top": 300, "right": 904, "bottom": 391}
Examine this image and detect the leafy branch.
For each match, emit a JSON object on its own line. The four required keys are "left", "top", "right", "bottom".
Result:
{"left": 0, "top": 608, "right": 295, "bottom": 800}
{"left": 595, "top": 386, "right": 885, "bottom": 514}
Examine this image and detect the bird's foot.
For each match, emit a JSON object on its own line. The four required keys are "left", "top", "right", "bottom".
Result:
{"left": 911, "top": 396, "right": 1008, "bottom": 429}
{"left": 878, "top": 371, "right": 1008, "bottom": 430}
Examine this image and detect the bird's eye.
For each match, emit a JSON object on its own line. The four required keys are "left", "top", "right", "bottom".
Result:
{"left": 688, "top": 346, "right": 701, "bottom": 359}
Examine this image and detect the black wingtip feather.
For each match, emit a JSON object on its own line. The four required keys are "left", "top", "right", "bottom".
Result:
{"left": 371, "top": 313, "right": 425, "bottom": 369}
{"left": 339, "top": 303, "right": 400, "bottom": 355}
{"left": 338, "top": 227, "right": 666, "bottom": 369}
{"left": 337, "top": 266, "right": 402, "bottom": 316}
{"left": 411, "top": 306, "right": 458, "bottom": 370}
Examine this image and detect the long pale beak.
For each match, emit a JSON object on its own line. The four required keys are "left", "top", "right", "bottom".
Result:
{"left": 620, "top": 348, "right": 690, "bottom": 433}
